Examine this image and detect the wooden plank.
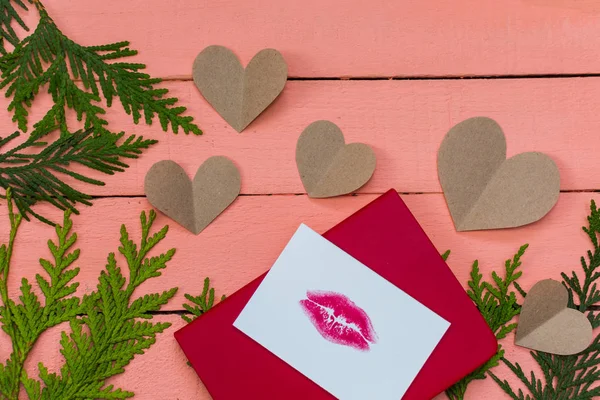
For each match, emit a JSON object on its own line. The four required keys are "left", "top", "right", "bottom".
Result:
{"left": 0, "top": 192, "right": 596, "bottom": 311}
{"left": 0, "top": 313, "right": 549, "bottom": 399}
{"left": 107, "top": 317, "right": 546, "bottom": 400}
{"left": 32, "top": 0, "right": 600, "bottom": 78}
{"left": 6, "top": 78, "right": 600, "bottom": 196}
{"left": 0, "top": 1, "right": 595, "bottom": 399}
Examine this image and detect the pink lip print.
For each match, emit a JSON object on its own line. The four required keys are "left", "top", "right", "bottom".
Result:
{"left": 299, "top": 290, "right": 377, "bottom": 351}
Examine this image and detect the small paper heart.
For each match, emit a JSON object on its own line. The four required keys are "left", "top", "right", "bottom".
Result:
{"left": 437, "top": 117, "right": 560, "bottom": 231}
{"left": 516, "top": 279, "right": 593, "bottom": 355}
{"left": 144, "top": 157, "right": 241, "bottom": 234}
{"left": 193, "top": 45, "right": 288, "bottom": 132}
{"left": 296, "top": 120, "right": 376, "bottom": 198}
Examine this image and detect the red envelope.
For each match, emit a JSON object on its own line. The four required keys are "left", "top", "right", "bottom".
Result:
{"left": 175, "top": 190, "right": 497, "bottom": 399}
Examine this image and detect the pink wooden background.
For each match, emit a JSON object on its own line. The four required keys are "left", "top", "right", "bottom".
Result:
{"left": 2, "top": 0, "right": 600, "bottom": 398}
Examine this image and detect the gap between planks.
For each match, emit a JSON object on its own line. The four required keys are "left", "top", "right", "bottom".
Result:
{"left": 68, "top": 73, "right": 600, "bottom": 84}
{"left": 87, "top": 189, "right": 600, "bottom": 200}
{"left": 158, "top": 73, "right": 600, "bottom": 82}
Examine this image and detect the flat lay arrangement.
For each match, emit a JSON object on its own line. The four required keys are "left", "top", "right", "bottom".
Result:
{"left": 1, "top": 1, "right": 600, "bottom": 400}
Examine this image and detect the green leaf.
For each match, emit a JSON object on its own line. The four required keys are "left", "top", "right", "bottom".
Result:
{"left": 21, "top": 373, "right": 41, "bottom": 400}
{"left": 0, "top": 0, "right": 29, "bottom": 54}
{"left": 0, "top": 188, "right": 177, "bottom": 398}
{"left": 445, "top": 245, "right": 528, "bottom": 400}
{"left": 39, "top": 210, "right": 178, "bottom": 397}
{"left": 0, "top": 188, "right": 80, "bottom": 398}
{"left": 0, "top": 0, "right": 202, "bottom": 226}
{"left": 181, "top": 277, "right": 226, "bottom": 324}
{"left": 492, "top": 200, "right": 600, "bottom": 400}
{"left": 0, "top": 128, "right": 156, "bottom": 225}
{"left": 0, "top": 7, "right": 202, "bottom": 136}
{"left": 441, "top": 249, "right": 451, "bottom": 261}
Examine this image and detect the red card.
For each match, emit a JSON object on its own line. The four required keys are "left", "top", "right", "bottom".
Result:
{"left": 175, "top": 190, "right": 497, "bottom": 399}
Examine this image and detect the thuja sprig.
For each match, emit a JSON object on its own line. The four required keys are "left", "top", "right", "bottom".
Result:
{"left": 182, "top": 277, "right": 226, "bottom": 323}
{"left": 445, "top": 245, "right": 528, "bottom": 400}
{"left": 0, "top": 188, "right": 82, "bottom": 399}
{"left": 0, "top": 0, "right": 203, "bottom": 224}
{"left": 0, "top": 1, "right": 201, "bottom": 136}
{"left": 0, "top": 189, "right": 178, "bottom": 399}
{"left": 0, "top": 128, "right": 156, "bottom": 225}
{"left": 490, "top": 200, "right": 600, "bottom": 400}
{"left": 0, "top": 0, "right": 29, "bottom": 54}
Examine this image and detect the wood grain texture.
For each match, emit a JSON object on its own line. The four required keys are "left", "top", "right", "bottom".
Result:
{"left": 0, "top": 314, "right": 553, "bottom": 400}
{"left": 0, "top": 192, "right": 595, "bottom": 312}
{"left": 7, "top": 78, "right": 600, "bottom": 196}
{"left": 3, "top": 192, "right": 593, "bottom": 398}
{"left": 2, "top": 1, "right": 600, "bottom": 399}
{"left": 33, "top": 0, "right": 600, "bottom": 78}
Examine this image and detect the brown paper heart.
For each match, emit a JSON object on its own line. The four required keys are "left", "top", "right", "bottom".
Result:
{"left": 144, "top": 157, "right": 241, "bottom": 234}
{"left": 437, "top": 117, "right": 560, "bottom": 231}
{"left": 516, "top": 279, "right": 593, "bottom": 355}
{"left": 192, "top": 45, "right": 288, "bottom": 132}
{"left": 296, "top": 120, "right": 376, "bottom": 198}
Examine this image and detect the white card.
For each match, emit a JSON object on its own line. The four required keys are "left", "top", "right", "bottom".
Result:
{"left": 234, "top": 224, "right": 450, "bottom": 400}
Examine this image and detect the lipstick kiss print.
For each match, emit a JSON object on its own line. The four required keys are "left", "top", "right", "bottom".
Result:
{"left": 299, "top": 290, "right": 378, "bottom": 351}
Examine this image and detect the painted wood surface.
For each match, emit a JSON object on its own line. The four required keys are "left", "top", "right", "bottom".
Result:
{"left": 35, "top": 0, "right": 600, "bottom": 78}
{"left": 0, "top": 193, "right": 596, "bottom": 311}
{"left": 0, "top": 315, "right": 544, "bottom": 400}
{"left": 11, "top": 78, "right": 600, "bottom": 195}
{"left": 2, "top": 1, "right": 600, "bottom": 399}
{"left": 0, "top": 193, "right": 597, "bottom": 398}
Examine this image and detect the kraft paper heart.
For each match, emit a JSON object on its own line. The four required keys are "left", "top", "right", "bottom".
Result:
{"left": 144, "top": 157, "right": 241, "bottom": 235}
{"left": 516, "top": 279, "right": 593, "bottom": 355}
{"left": 296, "top": 120, "right": 376, "bottom": 198}
{"left": 193, "top": 45, "right": 288, "bottom": 132}
{"left": 437, "top": 117, "right": 560, "bottom": 231}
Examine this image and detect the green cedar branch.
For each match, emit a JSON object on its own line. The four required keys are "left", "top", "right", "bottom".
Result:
{"left": 0, "top": 128, "right": 156, "bottom": 225}
{"left": 0, "top": 188, "right": 82, "bottom": 399}
{"left": 181, "top": 278, "right": 225, "bottom": 367}
{"left": 490, "top": 200, "right": 600, "bottom": 400}
{"left": 0, "top": 3, "right": 202, "bottom": 136}
{"left": 0, "top": 191, "right": 178, "bottom": 399}
{"left": 182, "top": 277, "right": 226, "bottom": 324}
{"left": 0, "top": 0, "right": 29, "bottom": 54}
{"left": 445, "top": 244, "right": 529, "bottom": 400}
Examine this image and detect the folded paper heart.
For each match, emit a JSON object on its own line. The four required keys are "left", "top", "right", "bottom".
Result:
{"left": 516, "top": 279, "right": 593, "bottom": 355}
{"left": 193, "top": 45, "right": 288, "bottom": 132}
{"left": 144, "top": 157, "right": 241, "bottom": 235}
{"left": 296, "top": 120, "right": 376, "bottom": 198}
{"left": 437, "top": 117, "right": 560, "bottom": 231}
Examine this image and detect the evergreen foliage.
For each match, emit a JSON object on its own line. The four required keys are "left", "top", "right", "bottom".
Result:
{"left": 0, "top": 0, "right": 28, "bottom": 54}
{"left": 445, "top": 245, "right": 529, "bottom": 400}
{"left": 490, "top": 200, "right": 600, "bottom": 400}
{"left": 0, "top": 0, "right": 202, "bottom": 224}
{"left": 0, "top": 128, "right": 155, "bottom": 225}
{"left": 0, "top": 1, "right": 201, "bottom": 136}
{"left": 182, "top": 277, "right": 225, "bottom": 324}
{"left": 0, "top": 189, "right": 177, "bottom": 399}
